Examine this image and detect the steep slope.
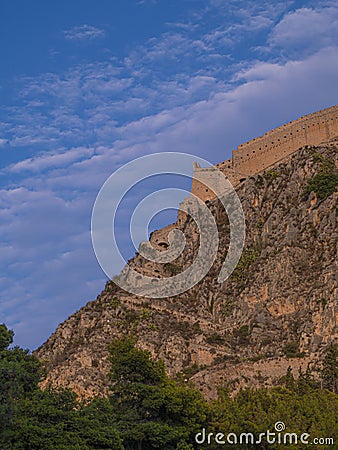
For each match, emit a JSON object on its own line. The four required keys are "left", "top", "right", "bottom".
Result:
{"left": 35, "top": 142, "right": 338, "bottom": 399}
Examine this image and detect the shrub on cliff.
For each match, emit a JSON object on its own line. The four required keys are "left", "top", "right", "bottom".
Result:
{"left": 305, "top": 158, "right": 338, "bottom": 200}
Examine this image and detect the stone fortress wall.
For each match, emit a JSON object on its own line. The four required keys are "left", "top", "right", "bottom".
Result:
{"left": 191, "top": 105, "right": 338, "bottom": 201}
{"left": 151, "top": 105, "right": 338, "bottom": 250}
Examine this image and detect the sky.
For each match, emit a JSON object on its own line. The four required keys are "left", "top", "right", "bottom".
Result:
{"left": 1, "top": 0, "right": 338, "bottom": 350}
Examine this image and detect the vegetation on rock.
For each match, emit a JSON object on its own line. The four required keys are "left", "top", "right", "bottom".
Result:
{"left": 305, "top": 158, "right": 338, "bottom": 200}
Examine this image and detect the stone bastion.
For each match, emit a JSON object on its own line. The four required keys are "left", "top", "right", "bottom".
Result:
{"left": 191, "top": 104, "right": 338, "bottom": 201}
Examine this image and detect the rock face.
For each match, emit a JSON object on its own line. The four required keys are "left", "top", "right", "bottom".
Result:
{"left": 35, "top": 142, "right": 338, "bottom": 399}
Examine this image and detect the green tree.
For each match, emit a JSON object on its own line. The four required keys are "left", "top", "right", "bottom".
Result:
{"left": 76, "top": 397, "right": 124, "bottom": 449}
{"left": 108, "top": 337, "right": 208, "bottom": 449}
{"left": 109, "top": 336, "right": 166, "bottom": 386}
{"left": 3, "top": 387, "right": 82, "bottom": 449}
{"left": 8, "top": 389, "right": 123, "bottom": 450}
{"left": 0, "top": 325, "right": 43, "bottom": 437}
{"left": 0, "top": 323, "right": 14, "bottom": 350}
{"left": 0, "top": 324, "right": 124, "bottom": 449}
{"left": 284, "top": 366, "right": 295, "bottom": 391}
{"left": 209, "top": 379, "right": 337, "bottom": 449}
{"left": 322, "top": 343, "right": 338, "bottom": 393}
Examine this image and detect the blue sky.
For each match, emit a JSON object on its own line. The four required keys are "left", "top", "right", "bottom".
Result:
{"left": 1, "top": 0, "right": 338, "bottom": 349}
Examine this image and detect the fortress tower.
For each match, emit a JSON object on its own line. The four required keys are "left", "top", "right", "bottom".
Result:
{"left": 192, "top": 104, "right": 338, "bottom": 201}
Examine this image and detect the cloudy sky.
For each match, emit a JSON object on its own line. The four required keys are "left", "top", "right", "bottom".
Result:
{"left": 1, "top": 0, "right": 338, "bottom": 349}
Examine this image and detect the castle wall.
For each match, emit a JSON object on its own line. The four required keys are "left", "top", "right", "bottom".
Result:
{"left": 190, "top": 168, "right": 219, "bottom": 202}
{"left": 192, "top": 105, "right": 338, "bottom": 201}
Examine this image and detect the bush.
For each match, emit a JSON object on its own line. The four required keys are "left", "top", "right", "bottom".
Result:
{"left": 311, "top": 152, "right": 325, "bottom": 163}
{"left": 232, "top": 247, "right": 260, "bottom": 281}
{"left": 164, "top": 262, "right": 182, "bottom": 275}
{"left": 236, "top": 325, "right": 249, "bottom": 336}
{"left": 206, "top": 333, "right": 225, "bottom": 345}
{"left": 109, "top": 297, "right": 121, "bottom": 308}
{"left": 221, "top": 298, "right": 234, "bottom": 317}
{"left": 233, "top": 325, "right": 249, "bottom": 345}
{"left": 264, "top": 169, "right": 280, "bottom": 181}
{"left": 305, "top": 158, "right": 338, "bottom": 200}
{"left": 282, "top": 341, "right": 305, "bottom": 358}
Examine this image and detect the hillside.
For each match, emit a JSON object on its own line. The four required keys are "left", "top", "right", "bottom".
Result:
{"left": 35, "top": 141, "right": 338, "bottom": 399}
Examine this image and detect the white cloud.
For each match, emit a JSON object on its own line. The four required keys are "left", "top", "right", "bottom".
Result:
{"left": 166, "top": 21, "right": 199, "bottom": 31}
{"left": 63, "top": 24, "right": 105, "bottom": 41}
{"left": 269, "top": 6, "right": 338, "bottom": 54}
{"left": 8, "top": 146, "right": 95, "bottom": 173}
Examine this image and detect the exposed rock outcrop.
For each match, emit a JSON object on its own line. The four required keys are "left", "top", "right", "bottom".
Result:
{"left": 35, "top": 141, "right": 338, "bottom": 399}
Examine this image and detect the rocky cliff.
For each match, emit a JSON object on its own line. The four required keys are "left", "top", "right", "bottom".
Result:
{"left": 35, "top": 141, "right": 338, "bottom": 399}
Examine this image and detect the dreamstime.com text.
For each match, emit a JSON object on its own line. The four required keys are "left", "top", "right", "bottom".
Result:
{"left": 195, "top": 422, "right": 334, "bottom": 446}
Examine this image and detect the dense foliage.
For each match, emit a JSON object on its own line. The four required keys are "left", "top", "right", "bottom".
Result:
{"left": 305, "top": 158, "right": 338, "bottom": 200}
{"left": 0, "top": 324, "right": 337, "bottom": 449}
{"left": 208, "top": 371, "right": 337, "bottom": 449}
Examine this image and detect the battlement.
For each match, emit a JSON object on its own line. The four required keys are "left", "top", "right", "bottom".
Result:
{"left": 192, "top": 104, "right": 338, "bottom": 201}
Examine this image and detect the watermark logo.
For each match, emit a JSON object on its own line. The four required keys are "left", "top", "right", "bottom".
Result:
{"left": 195, "top": 421, "right": 334, "bottom": 446}
{"left": 91, "top": 152, "right": 245, "bottom": 298}
{"left": 274, "top": 421, "right": 286, "bottom": 432}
